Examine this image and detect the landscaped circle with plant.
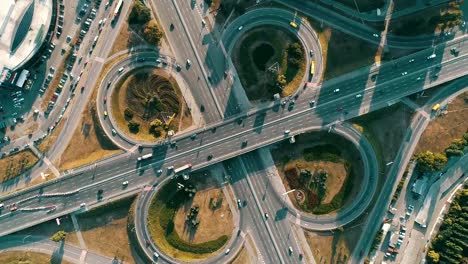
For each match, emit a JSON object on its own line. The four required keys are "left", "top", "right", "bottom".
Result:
{"left": 232, "top": 26, "right": 306, "bottom": 101}
{"left": 147, "top": 173, "right": 233, "bottom": 261}
{"left": 111, "top": 68, "right": 191, "bottom": 142}
{"left": 272, "top": 132, "right": 364, "bottom": 215}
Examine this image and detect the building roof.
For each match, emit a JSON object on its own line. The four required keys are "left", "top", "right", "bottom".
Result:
{"left": 0, "top": 0, "right": 52, "bottom": 71}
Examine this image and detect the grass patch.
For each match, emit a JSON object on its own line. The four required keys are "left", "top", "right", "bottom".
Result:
{"left": 0, "top": 150, "right": 38, "bottom": 183}
{"left": 147, "top": 177, "right": 229, "bottom": 261}
{"left": 232, "top": 26, "right": 305, "bottom": 101}
{"left": 272, "top": 132, "right": 364, "bottom": 215}
{"left": 0, "top": 251, "right": 74, "bottom": 264}
{"left": 390, "top": 2, "right": 464, "bottom": 36}
{"left": 111, "top": 68, "right": 191, "bottom": 142}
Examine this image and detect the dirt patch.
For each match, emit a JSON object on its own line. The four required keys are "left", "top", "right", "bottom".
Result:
{"left": 230, "top": 246, "right": 250, "bottom": 264}
{"left": 0, "top": 251, "right": 73, "bottom": 264}
{"left": 174, "top": 187, "right": 234, "bottom": 244}
{"left": 415, "top": 91, "right": 468, "bottom": 154}
{"left": 0, "top": 150, "right": 38, "bottom": 183}
{"left": 111, "top": 68, "right": 192, "bottom": 142}
{"left": 232, "top": 26, "right": 305, "bottom": 101}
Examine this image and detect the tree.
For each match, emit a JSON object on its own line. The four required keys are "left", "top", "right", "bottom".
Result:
{"left": 50, "top": 230, "right": 67, "bottom": 242}
{"left": 150, "top": 119, "right": 163, "bottom": 128}
{"left": 143, "top": 20, "right": 163, "bottom": 46}
{"left": 128, "top": 120, "right": 140, "bottom": 133}
{"left": 129, "top": 0, "right": 151, "bottom": 24}
{"left": 415, "top": 151, "right": 447, "bottom": 173}
{"left": 277, "top": 74, "right": 287, "bottom": 86}
{"left": 427, "top": 250, "right": 440, "bottom": 263}
{"left": 124, "top": 108, "right": 134, "bottom": 119}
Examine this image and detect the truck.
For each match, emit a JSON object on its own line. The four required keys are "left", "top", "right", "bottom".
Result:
{"left": 113, "top": 0, "right": 124, "bottom": 22}
{"left": 138, "top": 153, "right": 153, "bottom": 161}
{"left": 174, "top": 164, "right": 192, "bottom": 174}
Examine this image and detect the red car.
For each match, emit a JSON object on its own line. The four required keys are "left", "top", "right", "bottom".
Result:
{"left": 337, "top": 106, "right": 343, "bottom": 111}
{"left": 103, "top": 96, "right": 107, "bottom": 104}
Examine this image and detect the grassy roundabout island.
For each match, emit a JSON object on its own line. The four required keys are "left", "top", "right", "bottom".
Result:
{"left": 272, "top": 132, "right": 363, "bottom": 215}
{"left": 147, "top": 172, "right": 234, "bottom": 261}
{"left": 232, "top": 26, "right": 306, "bottom": 101}
{"left": 111, "top": 68, "right": 192, "bottom": 141}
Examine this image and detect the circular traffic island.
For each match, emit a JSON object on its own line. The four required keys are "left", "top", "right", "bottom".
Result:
{"left": 111, "top": 68, "right": 192, "bottom": 142}
{"left": 272, "top": 132, "right": 364, "bottom": 215}
{"left": 147, "top": 172, "right": 234, "bottom": 261}
{"left": 231, "top": 26, "right": 306, "bottom": 102}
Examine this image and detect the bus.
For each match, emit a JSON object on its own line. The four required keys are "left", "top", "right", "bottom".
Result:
{"left": 432, "top": 103, "right": 440, "bottom": 111}
{"left": 113, "top": 0, "right": 124, "bottom": 22}
{"left": 310, "top": 61, "right": 315, "bottom": 76}
{"left": 290, "top": 21, "right": 298, "bottom": 28}
{"left": 174, "top": 164, "right": 192, "bottom": 174}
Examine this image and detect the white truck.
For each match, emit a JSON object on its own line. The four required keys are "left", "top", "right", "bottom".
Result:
{"left": 138, "top": 153, "right": 153, "bottom": 161}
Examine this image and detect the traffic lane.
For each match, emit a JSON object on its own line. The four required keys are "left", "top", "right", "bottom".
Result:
{"left": 154, "top": 0, "right": 221, "bottom": 121}
{"left": 242, "top": 154, "right": 302, "bottom": 262}
{"left": 228, "top": 159, "right": 280, "bottom": 264}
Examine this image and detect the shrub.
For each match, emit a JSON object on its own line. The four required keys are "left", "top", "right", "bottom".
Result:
{"left": 50, "top": 231, "right": 67, "bottom": 242}
{"left": 129, "top": 0, "right": 151, "bottom": 24}
{"left": 128, "top": 120, "right": 140, "bottom": 133}
{"left": 124, "top": 108, "right": 134, "bottom": 119}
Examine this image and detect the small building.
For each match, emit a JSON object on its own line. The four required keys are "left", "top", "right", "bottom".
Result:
{"left": 412, "top": 177, "right": 428, "bottom": 196}
{"left": 15, "top": 69, "right": 29, "bottom": 88}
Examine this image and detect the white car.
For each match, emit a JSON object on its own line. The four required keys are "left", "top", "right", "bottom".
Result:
{"left": 401, "top": 72, "right": 408, "bottom": 76}
{"left": 238, "top": 26, "right": 243, "bottom": 31}
{"left": 111, "top": 129, "right": 117, "bottom": 135}
{"left": 186, "top": 59, "right": 191, "bottom": 66}
{"left": 333, "top": 88, "right": 340, "bottom": 93}
{"left": 373, "top": 33, "right": 379, "bottom": 38}
{"left": 225, "top": 248, "right": 231, "bottom": 255}
{"left": 409, "top": 59, "right": 415, "bottom": 63}
{"left": 80, "top": 203, "right": 86, "bottom": 207}
{"left": 355, "top": 94, "right": 362, "bottom": 98}
{"left": 118, "top": 67, "right": 124, "bottom": 73}
{"left": 122, "top": 181, "right": 129, "bottom": 186}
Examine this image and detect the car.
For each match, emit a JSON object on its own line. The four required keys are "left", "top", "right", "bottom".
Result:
{"left": 153, "top": 252, "right": 159, "bottom": 259}
{"left": 238, "top": 26, "right": 243, "bottom": 31}
{"left": 333, "top": 88, "right": 340, "bottom": 93}
{"left": 0, "top": 203, "right": 4, "bottom": 209}
{"left": 355, "top": 94, "right": 362, "bottom": 98}
{"left": 191, "top": 134, "right": 197, "bottom": 140}
{"left": 201, "top": 19, "right": 206, "bottom": 27}
{"left": 427, "top": 53, "right": 436, "bottom": 60}
{"left": 241, "top": 140, "right": 248, "bottom": 148}
{"left": 225, "top": 248, "right": 231, "bottom": 255}
{"left": 104, "top": 111, "right": 108, "bottom": 117}
{"left": 337, "top": 106, "right": 343, "bottom": 111}
{"left": 186, "top": 59, "right": 191, "bottom": 66}
{"left": 122, "top": 181, "right": 129, "bottom": 186}
{"left": 200, "top": 104, "right": 205, "bottom": 112}
{"left": 408, "top": 204, "right": 414, "bottom": 211}
{"left": 264, "top": 213, "right": 269, "bottom": 219}
{"left": 288, "top": 246, "right": 293, "bottom": 255}
{"left": 416, "top": 77, "right": 422, "bottom": 81}
{"left": 111, "top": 129, "right": 117, "bottom": 135}
{"left": 409, "top": 59, "right": 415, "bottom": 63}
{"left": 284, "top": 130, "right": 290, "bottom": 135}
{"left": 167, "top": 166, "right": 174, "bottom": 171}
{"left": 309, "top": 50, "right": 314, "bottom": 57}
{"left": 80, "top": 203, "right": 86, "bottom": 207}
{"left": 118, "top": 67, "right": 124, "bottom": 73}
{"left": 157, "top": 169, "right": 163, "bottom": 175}
{"left": 103, "top": 96, "right": 107, "bottom": 103}
{"left": 309, "top": 100, "right": 315, "bottom": 107}
{"left": 373, "top": 33, "right": 379, "bottom": 38}
{"left": 237, "top": 199, "right": 242, "bottom": 208}
{"left": 49, "top": 67, "right": 55, "bottom": 73}
{"left": 175, "top": 64, "right": 181, "bottom": 71}
{"left": 401, "top": 72, "right": 408, "bottom": 76}
{"left": 207, "top": 154, "right": 213, "bottom": 160}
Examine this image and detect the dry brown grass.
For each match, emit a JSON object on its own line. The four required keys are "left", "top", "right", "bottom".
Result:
{"left": 174, "top": 188, "right": 234, "bottom": 244}
{"left": 110, "top": 3, "right": 148, "bottom": 56}
{"left": 75, "top": 211, "right": 135, "bottom": 263}
{"left": 36, "top": 117, "right": 67, "bottom": 153}
{"left": 111, "top": 68, "right": 192, "bottom": 142}
{"left": 0, "top": 251, "right": 73, "bottom": 264}
{"left": 229, "top": 246, "right": 250, "bottom": 264}
{"left": 415, "top": 92, "right": 468, "bottom": 154}
{"left": 0, "top": 150, "right": 38, "bottom": 183}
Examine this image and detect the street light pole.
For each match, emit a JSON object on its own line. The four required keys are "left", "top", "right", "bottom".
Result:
{"left": 282, "top": 189, "right": 296, "bottom": 208}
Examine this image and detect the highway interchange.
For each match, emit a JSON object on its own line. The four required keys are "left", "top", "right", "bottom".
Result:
{"left": 0, "top": 0, "right": 467, "bottom": 263}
